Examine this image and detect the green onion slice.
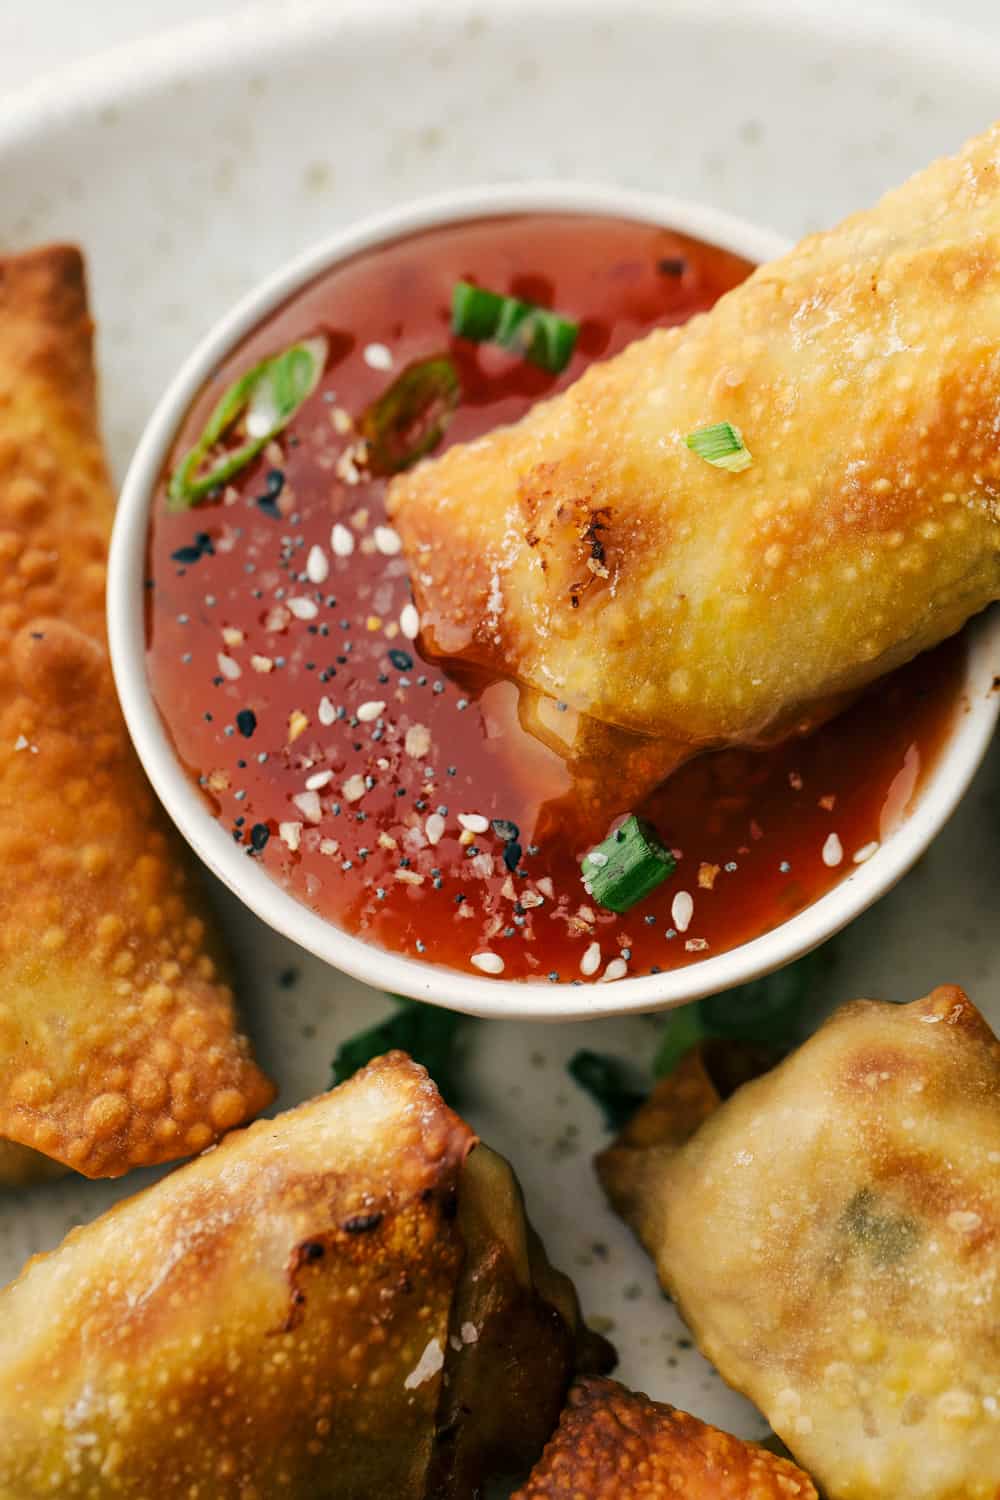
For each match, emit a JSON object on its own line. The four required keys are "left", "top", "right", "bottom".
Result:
{"left": 359, "top": 355, "right": 461, "bottom": 476}
{"left": 685, "top": 420, "right": 752, "bottom": 472}
{"left": 581, "top": 813, "right": 676, "bottom": 914}
{"left": 167, "top": 334, "right": 328, "bottom": 509}
{"left": 451, "top": 281, "right": 578, "bottom": 374}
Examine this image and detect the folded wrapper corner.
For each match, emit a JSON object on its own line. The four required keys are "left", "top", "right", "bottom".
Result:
{"left": 511, "top": 1376, "right": 816, "bottom": 1499}
{"left": 597, "top": 986, "right": 1000, "bottom": 1500}
{"left": 0, "top": 1051, "right": 611, "bottom": 1497}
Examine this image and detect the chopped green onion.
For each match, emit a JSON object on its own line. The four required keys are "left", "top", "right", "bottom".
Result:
{"left": 330, "top": 995, "right": 468, "bottom": 1105}
{"left": 359, "top": 355, "right": 460, "bottom": 476}
{"left": 685, "top": 420, "right": 752, "bottom": 472}
{"left": 567, "top": 1050, "right": 646, "bottom": 1131}
{"left": 451, "top": 281, "right": 578, "bottom": 374}
{"left": 653, "top": 945, "right": 834, "bottom": 1079}
{"left": 167, "top": 335, "right": 328, "bottom": 509}
{"left": 581, "top": 813, "right": 676, "bottom": 913}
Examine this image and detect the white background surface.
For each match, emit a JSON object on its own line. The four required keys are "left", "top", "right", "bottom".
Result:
{"left": 1, "top": 0, "right": 999, "bottom": 92}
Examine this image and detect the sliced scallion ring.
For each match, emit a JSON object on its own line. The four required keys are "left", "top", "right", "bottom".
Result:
{"left": 359, "top": 355, "right": 461, "bottom": 476}
{"left": 451, "top": 281, "right": 578, "bottom": 374}
{"left": 684, "top": 420, "right": 752, "bottom": 472}
{"left": 581, "top": 813, "right": 676, "bottom": 913}
{"left": 167, "top": 335, "right": 328, "bottom": 509}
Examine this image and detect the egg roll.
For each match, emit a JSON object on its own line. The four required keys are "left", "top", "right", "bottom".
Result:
{"left": 0, "top": 245, "right": 272, "bottom": 1181}
{"left": 511, "top": 1376, "right": 817, "bottom": 1500}
{"left": 389, "top": 123, "right": 1000, "bottom": 818}
{"left": 597, "top": 986, "right": 1000, "bottom": 1500}
{"left": 0, "top": 1051, "right": 609, "bottom": 1497}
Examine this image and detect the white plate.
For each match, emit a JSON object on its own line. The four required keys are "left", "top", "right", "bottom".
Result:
{"left": 1, "top": 0, "right": 1000, "bottom": 1443}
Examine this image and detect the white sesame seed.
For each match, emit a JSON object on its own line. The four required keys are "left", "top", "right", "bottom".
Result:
{"left": 288, "top": 596, "right": 318, "bottom": 621}
{"left": 319, "top": 837, "right": 340, "bottom": 856}
{"left": 216, "top": 653, "right": 241, "bottom": 680}
{"left": 671, "top": 890, "right": 694, "bottom": 933}
{"left": 425, "top": 812, "right": 446, "bottom": 845}
{"left": 601, "top": 957, "right": 628, "bottom": 982}
{"left": 580, "top": 941, "right": 601, "bottom": 977}
{"left": 292, "top": 790, "right": 322, "bottom": 823}
{"left": 250, "top": 654, "right": 274, "bottom": 674}
{"left": 471, "top": 951, "right": 504, "bottom": 975}
{"left": 222, "top": 626, "right": 244, "bottom": 648}
{"left": 404, "top": 723, "right": 431, "bottom": 758}
{"left": 373, "top": 524, "right": 402, "bottom": 555}
{"left": 363, "top": 342, "right": 394, "bottom": 371}
{"left": 400, "top": 603, "right": 420, "bottom": 639}
{"left": 822, "top": 832, "right": 844, "bottom": 867}
{"left": 330, "top": 406, "right": 352, "bottom": 434}
{"left": 306, "top": 544, "right": 329, "bottom": 584}
{"left": 13, "top": 735, "right": 28, "bottom": 752}
{"left": 305, "top": 769, "right": 333, "bottom": 791}
{"left": 587, "top": 850, "right": 609, "bottom": 868}
{"left": 519, "top": 891, "right": 544, "bottom": 909}
{"left": 265, "top": 605, "right": 290, "bottom": 632}
{"left": 458, "top": 812, "right": 489, "bottom": 833}
{"left": 278, "top": 821, "right": 302, "bottom": 852}
{"left": 356, "top": 700, "right": 386, "bottom": 723}
{"left": 331, "top": 522, "right": 355, "bottom": 557}
{"left": 395, "top": 869, "right": 425, "bottom": 886}
{"left": 318, "top": 696, "right": 336, "bottom": 726}
{"left": 342, "top": 773, "right": 367, "bottom": 803}
{"left": 853, "top": 840, "right": 880, "bottom": 864}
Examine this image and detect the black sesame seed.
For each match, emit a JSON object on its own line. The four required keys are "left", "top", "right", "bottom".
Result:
{"left": 492, "top": 819, "right": 520, "bottom": 843}
{"left": 389, "top": 649, "right": 414, "bottom": 671}
{"left": 502, "top": 842, "right": 522, "bottom": 871}
{"left": 236, "top": 709, "right": 257, "bottom": 738}
{"left": 250, "top": 823, "right": 270, "bottom": 852}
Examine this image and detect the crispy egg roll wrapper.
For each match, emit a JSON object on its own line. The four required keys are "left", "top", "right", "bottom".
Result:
{"left": 511, "top": 1376, "right": 816, "bottom": 1499}
{"left": 597, "top": 987, "right": 1000, "bottom": 1500}
{"left": 389, "top": 123, "right": 1000, "bottom": 808}
{"left": 0, "top": 1053, "right": 608, "bottom": 1497}
{"left": 0, "top": 246, "right": 273, "bottom": 1180}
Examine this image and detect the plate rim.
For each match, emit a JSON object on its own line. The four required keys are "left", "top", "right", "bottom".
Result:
{"left": 1, "top": 0, "right": 1000, "bottom": 152}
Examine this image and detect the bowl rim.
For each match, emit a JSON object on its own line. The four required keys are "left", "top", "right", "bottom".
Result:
{"left": 108, "top": 180, "right": 1000, "bottom": 1021}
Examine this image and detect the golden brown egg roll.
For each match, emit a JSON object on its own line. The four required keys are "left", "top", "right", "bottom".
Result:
{"left": 0, "top": 245, "right": 273, "bottom": 1181}
{"left": 389, "top": 123, "right": 1000, "bottom": 817}
{"left": 0, "top": 1051, "right": 609, "bottom": 1497}
{"left": 597, "top": 987, "right": 1000, "bottom": 1500}
{"left": 511, "top": 1376, "right": 817, "bottom": 1500}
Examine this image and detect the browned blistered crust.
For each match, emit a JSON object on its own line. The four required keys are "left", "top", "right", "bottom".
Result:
{"left": 389, "top": 122, "right": 1000, "bottom": 795}
{"left": 597, "top": 987, "right": 1000, "bottom": 1500}
{"left": 0, "top": 1054, "right": 596, "bottom": 1498}
{"left": 512, "top": 1377, "right": 817, "bottom": 1499}
{"left": 0, "top": 246, "right": 273, "bottom": 1179}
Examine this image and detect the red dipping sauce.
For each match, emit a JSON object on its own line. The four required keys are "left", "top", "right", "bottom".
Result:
{"left": 147, "top": 214, "right": 964, "bottom": 985}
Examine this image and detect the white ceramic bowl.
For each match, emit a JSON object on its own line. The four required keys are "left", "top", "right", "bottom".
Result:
{"left": 109, "top": 182, "right": 1000, "bottom": 1021}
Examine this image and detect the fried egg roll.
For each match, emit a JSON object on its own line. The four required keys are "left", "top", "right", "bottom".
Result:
{"left": 597, "top": 987, "right": 1000, "bottom": 1500}
{"left": 389, "top": 123, "right": 1000, "bottom": 816}
{"left": 511, "top": 1377, "right": 816, "bottom": 1500}
{"left": 0, "top": 246, "right": 272, "bottom": 1181}
{"left": 0, "top": 1052, "right": 608, "bottom": 1497}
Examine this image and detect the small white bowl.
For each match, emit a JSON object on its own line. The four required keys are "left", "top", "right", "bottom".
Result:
{"left": 109, "top": 182, "right": 1000, "bottom": 1022}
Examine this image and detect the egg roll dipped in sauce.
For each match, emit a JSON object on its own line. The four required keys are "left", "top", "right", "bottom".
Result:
{"left": 389, "top": 124, "right": 1000, "bottom": 823}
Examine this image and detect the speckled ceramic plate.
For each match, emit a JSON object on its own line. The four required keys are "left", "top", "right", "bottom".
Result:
{"left": 1, "top": 0, "right": 1000, "bottom": 1445}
